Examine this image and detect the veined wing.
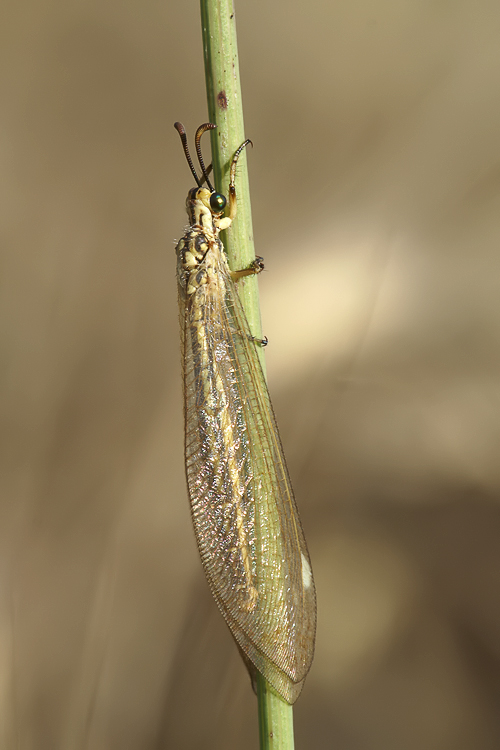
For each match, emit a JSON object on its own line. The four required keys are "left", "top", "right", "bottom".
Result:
{"left": 180, "top": 244, "right": 316, "bottom": 703}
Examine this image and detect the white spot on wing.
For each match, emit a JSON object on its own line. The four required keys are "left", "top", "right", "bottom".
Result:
{"left": 301, "top": 553, "right": 312, "bottom": 589}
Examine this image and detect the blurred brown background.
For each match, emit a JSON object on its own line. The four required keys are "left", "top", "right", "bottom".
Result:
{"left": 2, "top": 0, "right": 500, "bottom": 747}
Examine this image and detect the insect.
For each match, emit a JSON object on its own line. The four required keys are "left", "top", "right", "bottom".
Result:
{"left": 174, "top": 122, "right": 316, "bottom": 703}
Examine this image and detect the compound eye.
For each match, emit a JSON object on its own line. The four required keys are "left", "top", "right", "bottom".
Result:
{"left": 210, "top": 192, "right": 226, "bottom": 213}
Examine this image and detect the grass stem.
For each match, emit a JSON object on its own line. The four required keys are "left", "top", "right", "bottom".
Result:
{"left": 199, "top": 1, "right": 296, "bottom": 747}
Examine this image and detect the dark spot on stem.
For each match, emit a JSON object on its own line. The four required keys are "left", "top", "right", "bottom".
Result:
{"left": 217, "top": 90, "right": 228, "bottom": 109}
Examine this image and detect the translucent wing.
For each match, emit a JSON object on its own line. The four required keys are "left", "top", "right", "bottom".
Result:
{"left": 179, "top": 240, "right": 316, "bottom": 703}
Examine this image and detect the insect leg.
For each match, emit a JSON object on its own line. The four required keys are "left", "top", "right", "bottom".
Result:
{"left": 248, "top": 334, "right": 268, "bottom": 347}
{"left": 227, "top": 139, "right": 253, "bottom": 221}
{"left": 230, "top": 256, "right": 264, "bottom": 281}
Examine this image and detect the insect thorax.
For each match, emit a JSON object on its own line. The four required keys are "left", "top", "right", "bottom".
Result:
{"left": 177, "top": 186, "right": 230, "bottom": 294}
{"left": 186, "top": 187, "right": 219, "bottom": 234}
{"left": 176, "top": 223, "right": 226, "bottom": 298}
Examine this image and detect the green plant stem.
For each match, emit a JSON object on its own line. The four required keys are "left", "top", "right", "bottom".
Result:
{"left": 200, "top": 0, "right": 265, "bottom": 371}
{"left": 199, "top": 1, "right": 295, "bottom": 748}
{"left": 257, "top": 673, "right": 295, "bottom": 750}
